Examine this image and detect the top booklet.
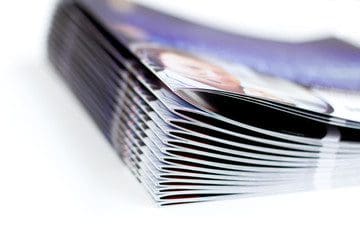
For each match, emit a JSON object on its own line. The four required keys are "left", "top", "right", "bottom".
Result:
{"left": 78, "top": 0, "right": 360, "bottom": 128}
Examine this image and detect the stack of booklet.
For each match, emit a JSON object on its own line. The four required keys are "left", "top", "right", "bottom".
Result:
{"left": 48, "top": 0, "right": 360, "bottom": 205}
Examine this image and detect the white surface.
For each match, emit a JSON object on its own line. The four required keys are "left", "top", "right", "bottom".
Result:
{"left": 1, "top": 1, "right": 360, "bottom": 239}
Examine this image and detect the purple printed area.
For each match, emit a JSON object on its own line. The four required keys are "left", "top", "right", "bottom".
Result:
{"left": 78, "top": 0, "right": 360, "bottom": 90}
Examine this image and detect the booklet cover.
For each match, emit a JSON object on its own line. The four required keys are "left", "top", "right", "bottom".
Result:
{"left": 48, "top": 0, "right": 360, "bottom": 205}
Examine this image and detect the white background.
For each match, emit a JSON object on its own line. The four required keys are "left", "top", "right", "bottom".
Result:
{"left": 1, "top": 0, "right": 360, "bottom": 239}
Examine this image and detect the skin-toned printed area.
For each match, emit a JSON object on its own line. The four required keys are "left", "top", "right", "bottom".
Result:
{"left": 131, "top": 44, "right": 333, "bottom": 115}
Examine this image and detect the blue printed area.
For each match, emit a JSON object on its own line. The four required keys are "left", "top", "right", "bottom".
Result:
{"left": 80, "top": 0, "right": 360, "bottom": 90}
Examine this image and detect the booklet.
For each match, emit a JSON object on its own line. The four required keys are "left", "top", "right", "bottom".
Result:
{"left": 48, "top": 0, "right": 360, "bottom": 205}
